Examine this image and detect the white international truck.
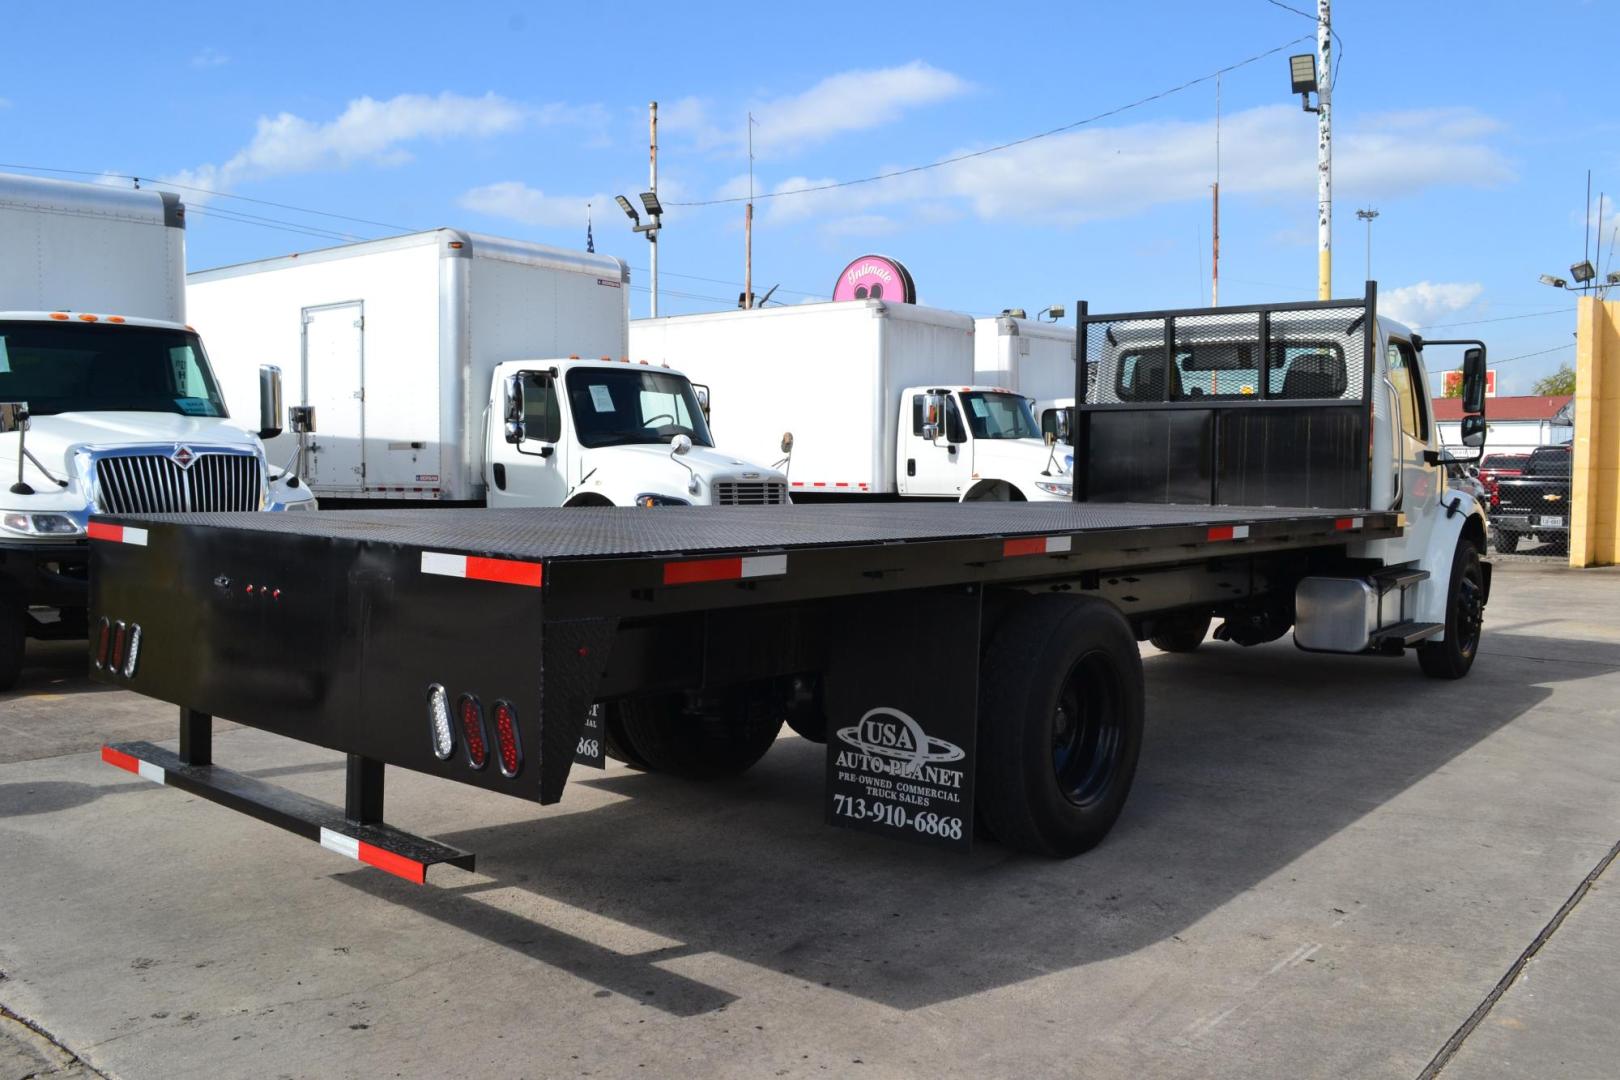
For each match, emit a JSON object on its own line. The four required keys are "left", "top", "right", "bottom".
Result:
{"left": 189, "top": 231, "right": 788, "bottom": 509}
{"left": 90, "top": 285, "right": 1498, "bottom": 880}
{"left": 974, "top": 314, "right": 1079, "bottom": 443}
{"left": 630, "top": 300, "right": 1072, "bottom": 502}
{"left": 0, "top": 172, "right": 312, "bottom": 689}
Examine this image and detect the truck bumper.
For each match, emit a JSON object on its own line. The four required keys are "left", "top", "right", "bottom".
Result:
{"left": 1493, "top": 514, "right": 1566, "bottom": 534}
{"left": 0, "top": 540, "right": 90, "bottom": 608}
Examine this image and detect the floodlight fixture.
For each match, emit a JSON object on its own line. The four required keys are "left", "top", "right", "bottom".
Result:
{"left": 639, "top": 190, "right": 664, "bottom": 217}
{"left": 1570, "top": 259, "right": 1597, "bottom": 283}
{"left": 1539, "top": 273, "right": 1569, "bottom": 289}
{"left": 1608, "top": 270, "right": 1620, "bottom": 285}
{"left": 614, "top": 195, "right": 639, "bottom": 224}
{"left": 1289, "top": 54, "right": 1319, "bottom": 112}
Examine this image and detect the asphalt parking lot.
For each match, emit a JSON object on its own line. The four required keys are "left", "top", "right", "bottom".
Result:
{"left": 2, "top": 558, "right": 1618, "bottom": 1080}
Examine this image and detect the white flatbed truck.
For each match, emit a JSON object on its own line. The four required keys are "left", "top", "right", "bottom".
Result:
{"left": 89, "top": 285, "right": 1493, "bottom": 881}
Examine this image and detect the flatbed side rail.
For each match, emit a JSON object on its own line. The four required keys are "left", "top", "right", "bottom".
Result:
{"left": 1074, "top": 282, "right": 1379, "bottom": 510}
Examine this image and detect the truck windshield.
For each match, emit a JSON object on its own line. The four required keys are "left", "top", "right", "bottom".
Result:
{"left": 958, "top": 391, "right": 1040, "bottom": 440}
{"left": 564, "top": 367, "right": 713, "bottom": 449}
{"left": 0, "top": 321, "right": 228, "bottom": 418}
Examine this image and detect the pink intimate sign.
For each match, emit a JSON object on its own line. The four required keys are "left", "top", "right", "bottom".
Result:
{"left": 832, "top": 254, "right": 917, "bottom": 304}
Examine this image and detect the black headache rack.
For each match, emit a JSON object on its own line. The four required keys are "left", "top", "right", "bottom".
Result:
{"left": 89, "top": 501, "right": 1400, "bottom": 881}
{"left": 1073, "top": 284, "right": 1378, "bottom": 509}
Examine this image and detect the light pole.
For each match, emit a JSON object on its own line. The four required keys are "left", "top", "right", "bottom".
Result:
{"left": 1357, "top": 208, "right": 1379, "bottom": 283}
{"left": 1289, "top": 0, "right": 1332, "bottom": 300}
{"left": 614, "top": 188, "right": 664, "bottom": 317}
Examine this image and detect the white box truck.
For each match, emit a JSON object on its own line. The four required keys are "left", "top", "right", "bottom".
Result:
{"left": 190, "top": 231, "right": 788, "bottom": 509}
{"left": 630, "top": 300, "right": 1072, "bottom": 502}
{"left": 974, "top": 314, "right": 1078, "bottom": 443}
{"left": 0, "top": 171, "right": 313, "bottom": 689}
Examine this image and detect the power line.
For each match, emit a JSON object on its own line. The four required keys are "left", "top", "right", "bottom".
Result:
{"left": 1259, "top": 0, "right": 1344, "bottom": 88}
{"left": 1492, "top": 342, "right": 1575, "bottom": 366}
{"left": 1418, "top": 307, "right": 1576, "bottom": 330}
{"left": 668, "top": 35, "right": 1313, "bottom": 208}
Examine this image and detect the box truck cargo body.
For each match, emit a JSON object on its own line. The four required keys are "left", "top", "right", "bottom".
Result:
{"left": 189, "top": 230, "right": 630, "bottom": 502}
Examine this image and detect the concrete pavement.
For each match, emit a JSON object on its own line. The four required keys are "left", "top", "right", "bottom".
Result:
{"left": 1, "top": 561, "right": 1617, "bottom": 1078}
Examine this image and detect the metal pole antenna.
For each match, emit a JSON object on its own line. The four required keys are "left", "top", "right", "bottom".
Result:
{"left": 745, "top": 112, "right": 755, "bottom": 309}
{"left": 1212, "top": 72, "right": 1221, "bottom": 307}
{"left": 649, "top": 101, "right": 659, "bottom": 318}
{"left": 1357, "top": 208, "right": 1379, "bottom": 283}
{"left": 1316, "top": 0, "right": 1332, "bottom": 300}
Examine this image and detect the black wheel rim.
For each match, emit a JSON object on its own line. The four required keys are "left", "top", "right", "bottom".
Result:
{"left": 1050, "top": 650, "right": 1124, "bottom": 809}
{"left": 1456, "top": 561, "right": 1485, "bottom": 656}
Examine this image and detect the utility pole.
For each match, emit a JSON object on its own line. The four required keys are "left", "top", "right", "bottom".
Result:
{"left": 1356, "top": 207, "right": 1378, "bottom": 282}
{"left": 649, "top": 101, "right": 659, "bottom": 318}
{"left": 744, "top": 113, "right": 756, "bottom": 309}
{"left": 1212, "top": 73, "right": 1221, "bottom": 306}
{"left": 1316, "top": 0, "right": 1332, "bottom": 300}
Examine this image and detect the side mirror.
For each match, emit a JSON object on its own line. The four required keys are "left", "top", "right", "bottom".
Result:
{"left": 257, "top": 365, "right": 284, "bottom": 439}
{"left": 670, "top": 434, "right": 692, "bottom": 456}
{"left": 922, "top": 392, "right": 946, "bottom": 441}
{"left": 1461, "top": 347, "right": 1487, "bottom": 415}
{"left": 288, "top": 405, "right": 316, "bottom": 434}
{"left": 0, "top": 402, "right": 29, "bottom": 435}
{"left": 921, "top": 422, "right": 939, "bottom": 442}
{"left": 694, "top": 383, "right": 711, "bottom": 418}
{"left": 1461, "top": 415, "right": 1487, "bottom": 448}
{"left": 502, "top": 374, "right": 526, "bottom": 444}
{"left": 1044, "top": 431, "right": 1056, "bottom": 446}
{"left": 780, "top": 432, "right": 794, "bottom": 454}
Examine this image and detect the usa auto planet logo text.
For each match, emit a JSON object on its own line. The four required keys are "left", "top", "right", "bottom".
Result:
{"left": 835, "top": 706, "right": 965, "bottom": 803}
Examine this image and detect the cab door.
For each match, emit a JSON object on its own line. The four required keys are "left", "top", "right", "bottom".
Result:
{"left": 901, "top": 392, "right": 967, "bottom": 497}
{"left": 486, "top": 369, "right": 570, "bottom": 507}
{"left": 1385, "top": 338, "right": 1442, "bottom": 523}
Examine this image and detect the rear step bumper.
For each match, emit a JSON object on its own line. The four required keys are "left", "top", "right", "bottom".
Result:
{"left": 101, "top": 742, "right": 475, "bottom": 885}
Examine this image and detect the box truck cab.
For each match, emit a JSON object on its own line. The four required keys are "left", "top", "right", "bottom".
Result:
{"left": 488, "top": 357, "right": 788, "bottom": 506}
{"left": 630, "top": 300, "right": 1071, "bottom": 502}
{"left": 0, "top": 172, "right": 311, "bottom": 689}
{"left": 974, "top": 314, "right": 1079, "bottom": 447}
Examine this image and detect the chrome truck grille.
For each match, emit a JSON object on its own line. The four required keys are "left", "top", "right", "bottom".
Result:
{"left": 94, "top": 451, "right": 264, "bottom": 513}
{"left": 714, "top": 479, "right": 789, "bottom": 506}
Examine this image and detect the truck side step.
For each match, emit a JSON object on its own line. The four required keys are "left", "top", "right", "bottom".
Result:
{"left": 101, "top": 742, "right": 475, "bottom": 884}
{"left": 1371, "top": 567, "right": 1429, "bottom": 594}
{"left": 1369, "top": 620, "right": 1444, "bottom": 647}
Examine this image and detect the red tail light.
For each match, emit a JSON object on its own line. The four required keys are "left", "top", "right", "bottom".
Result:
{"left": 95, "top": 617, "right": 112, "bottom": 669}
{"left": 111, "top": 621, "right": 129, "bottom": 671}
{"left": 458, "top": 695, "right": 488, "bottom": 770}
{"left": 492, "top": 701, "right": 522, "bottom": 778}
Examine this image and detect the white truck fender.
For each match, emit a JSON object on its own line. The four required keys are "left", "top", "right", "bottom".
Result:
{"left": 1412, "top": 488, "right": 1490, "bottom": 633}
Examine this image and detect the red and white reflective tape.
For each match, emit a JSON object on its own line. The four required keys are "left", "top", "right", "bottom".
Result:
{"left": 319, "top": 827, "right": 427, "bottom": 885}
{"left": 87, "top": 523, "right": 149, "bottom": 546}
{"left": 663, "top": 553, "right": 787, "bottom": 586}
{"left": 420, "top": 551, "right": 543, "bottom": 588}
{"left": 1335, "top": 516, "right": 1365, "bottom": 531}
{"left": 101, "top": 745, "right": 165, "bottom": 784}
{"left": 1003, "top": 535, "right": 1073, "bottom": 558}
{"left": 789, "top": 481, "right": 870, "bottom": 491}
{"left": 1206, "top": 525, "right": 1251, "bottom": 542}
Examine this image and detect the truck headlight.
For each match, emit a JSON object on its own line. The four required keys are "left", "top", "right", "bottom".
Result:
{"left": 1, "top": 512, "right": 85, "bottom": 537}
{"left": 634, "top": 493, "right": 691, "bottom": 507}
{"left": 1034, "top": 481, "right": 1072, "bottom": 496}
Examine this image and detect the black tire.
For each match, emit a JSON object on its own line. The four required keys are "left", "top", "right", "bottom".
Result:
{"left": 0, "top": 595, "right": 24, "bottom": 693}
{"left": 977, "top": 595, "right": 1146, "bottom": 857}
{"left": 1148, "top": 611, "right": 1212, "bottom": 653}
{"left": 601, "top": 705, "right": 650, "bottom": 769}
{"left": 1494, "top": 530, "right": 1519, "bottom": 554}
{"left": 1418, "top": 537, "right": 1486, "bottom": 680}
{"left": 616, "top": 685, "right": 784, "bottom": 779}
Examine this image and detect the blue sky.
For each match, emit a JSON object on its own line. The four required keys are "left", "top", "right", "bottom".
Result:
{"left": 4, "top": 0, "right": 1612, "bottom": 392}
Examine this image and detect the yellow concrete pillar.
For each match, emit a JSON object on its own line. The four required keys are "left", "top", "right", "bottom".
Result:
{"left": 1570, "top": 297, "right": 1620, "bottom": 567}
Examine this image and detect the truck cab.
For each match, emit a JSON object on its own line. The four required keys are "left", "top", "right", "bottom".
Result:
{"left": 0, "top": 311, "right": 313, "bottom": 687}
{"left": 486, "top": 358, "right": 789, "bottom": 507}
{"left": 898, "top": 385, "right": 1072, "bottom": 501}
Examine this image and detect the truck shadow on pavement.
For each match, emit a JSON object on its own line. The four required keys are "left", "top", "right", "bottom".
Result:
{"left": 334, "top": 629, "right": 1617, "bottom": 1015}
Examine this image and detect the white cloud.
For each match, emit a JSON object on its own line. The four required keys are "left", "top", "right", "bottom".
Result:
{"left": 663, "top": 62, "right": 969, "bottom": 158}
{"left": 190, "top": 47, "right": 229, "bottom": 68}
{"left": 1381, "top": 281, "right": 1485, "bottom": 327}
{"left": 458, "top": 181, "right": 609, "bottom": 229}
{"left": 170, "top": 91, "right": 537, "bottom": 195}
{"left": 728, "top": 104, "right": 1510, "bottom": 231}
